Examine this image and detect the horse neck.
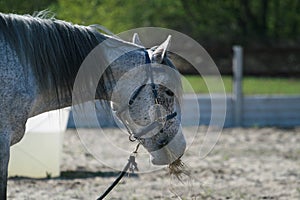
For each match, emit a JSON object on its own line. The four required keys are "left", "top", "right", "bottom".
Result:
{"left": 30, "top": 37, "right": 146, "bottom": 117}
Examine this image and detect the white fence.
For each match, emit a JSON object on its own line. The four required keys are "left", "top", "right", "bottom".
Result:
{"left": 242, "top": 95, "right": 300, "bottom": 127}
{"left": 183, "top": 94, "right": 300, "bottom": 127}
{"left": 67, "top": 94, "right": 300, "bottom": 128}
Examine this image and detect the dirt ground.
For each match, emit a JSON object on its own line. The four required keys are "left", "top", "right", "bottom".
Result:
{"left": 7, "top": 127, "right": 300, "bottom": 200}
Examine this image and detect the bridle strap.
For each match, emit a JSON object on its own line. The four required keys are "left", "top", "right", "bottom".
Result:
{"left": 128, "top": 84, "right": 146, "bottom": 105}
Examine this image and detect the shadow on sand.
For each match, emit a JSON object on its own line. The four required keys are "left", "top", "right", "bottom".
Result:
{"left": 9, "top": 170, "right": 139, "bottom": 180}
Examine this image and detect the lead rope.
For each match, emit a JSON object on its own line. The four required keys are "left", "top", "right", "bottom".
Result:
{"left": 96, "top": 143, "right": 140, "bottom": 200}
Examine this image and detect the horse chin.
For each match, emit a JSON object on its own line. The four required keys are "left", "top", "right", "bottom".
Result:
{"left": 149, "top": 127, "right": 186, "bottom": 165}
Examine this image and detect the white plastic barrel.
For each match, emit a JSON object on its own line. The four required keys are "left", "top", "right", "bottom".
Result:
{"left": 8, "top": 108, "right": 70, "bottom": 178}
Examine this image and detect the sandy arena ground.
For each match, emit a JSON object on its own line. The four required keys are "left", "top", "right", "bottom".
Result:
{"left": 7, "top": 127, "right": 300, "bottom": 200}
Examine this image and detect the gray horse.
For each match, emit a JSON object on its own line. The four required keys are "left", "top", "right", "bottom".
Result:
{"left": 0, "top": 13, "right": 186, "bottom": 199}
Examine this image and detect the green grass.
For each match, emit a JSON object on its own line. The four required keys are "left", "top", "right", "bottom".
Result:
{"left": 182, "top": 75, "right": 300, "bottom": 95}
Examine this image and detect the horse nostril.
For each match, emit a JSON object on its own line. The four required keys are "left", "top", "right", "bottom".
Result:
{"left": 160, "top": 129, "right": 163, "bottom": 133}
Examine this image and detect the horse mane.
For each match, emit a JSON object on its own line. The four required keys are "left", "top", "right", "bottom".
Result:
{"left": 0, "top": 11, "right": 112, "bottom": 105}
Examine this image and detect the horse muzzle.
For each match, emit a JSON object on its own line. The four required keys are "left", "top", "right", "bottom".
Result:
{"left": 148, "top": 126, "right": 186, "bottom": 165}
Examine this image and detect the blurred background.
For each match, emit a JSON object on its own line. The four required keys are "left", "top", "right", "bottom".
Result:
{"left": 1, "top": 0, "right": 300, "bottom": 127}
{"left": 1, "top": 0, "right": 299, "bottom": 92}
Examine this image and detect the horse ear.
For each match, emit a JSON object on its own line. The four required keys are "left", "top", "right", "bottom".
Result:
{"left": 152, "top": 35, "right": 171, "bottom": 63}
{"left": 132, "top": 33, "right": 143, "bottom": 46}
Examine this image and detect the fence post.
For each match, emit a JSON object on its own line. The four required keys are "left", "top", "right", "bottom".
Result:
{"left": 232, "top": 46, "right": 243, "bottom": 126}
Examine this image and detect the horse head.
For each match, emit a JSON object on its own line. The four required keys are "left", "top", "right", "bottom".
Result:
{"left": 111, "top": 34, "right": 186, "bottom": 165}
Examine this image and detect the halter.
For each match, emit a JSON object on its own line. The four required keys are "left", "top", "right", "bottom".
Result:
{"left": 126, "top": 50, "right": 177, "bottom": 141}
